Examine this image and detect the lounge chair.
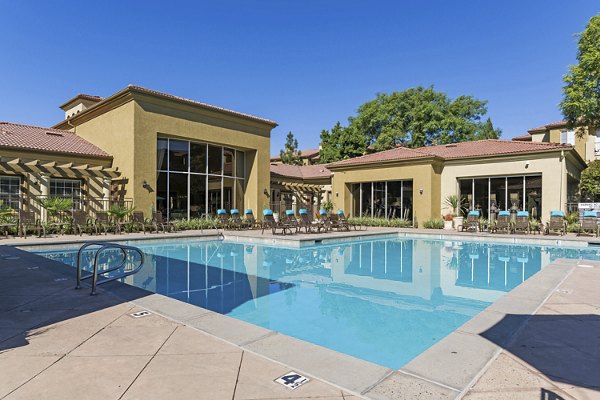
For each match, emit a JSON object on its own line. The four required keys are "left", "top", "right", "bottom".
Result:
{"left": 152, "top": 211, "right": 177, "bottom": 233}
{"left": 545, "top": 211, "right": 566, "bottom": 236}
{"left": 298, "top": 208, "right": 321, "bottom": 233}
{"left": 129, "top": 211, "right": 147, "bottom": 234}
{"left": 96, "top": 211, "right": 120, "bottom": 234}
{"left": 318, "top": 209, "right": 333, "bottom": 232}
{"left": 71, "top": 210, "right": 93, "bottom": 236}
{"left": 261, "top": 209, "right": 292, "bottom": 235}
{"left": 19, "top": 211, "right": 45, "bottom": 238}
{"left": 336, "top": 210, "right": 362, "bottom": 231}
{"left": 229, "top": 209, "right": 249, "bottom": 230}
{"left": 280, "top": 210, "right": 300, "bottom": 233}
{"left": 215, "top": 209, "right": 231, "bottom": 229}
{"left": 493, "top": 211, "right": 512, "bottom": 234}
{"left": 461, "top": 210, "right": 480, "bottom": 232}
{"left": 578, "top": 211, "right": 599, "bottom": 237}
{"left": 244, "top": 209, "right": 262, "bottom": 230}
{"left": 513, "top": 211, "right": 530, "bottom": 234}
{"left": 329, "top": 213, "right": 351, "bottom": 231}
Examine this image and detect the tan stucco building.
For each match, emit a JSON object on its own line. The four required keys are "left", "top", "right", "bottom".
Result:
{"left": 53, "top": 85, "right": 277, "bottom": 219}
{"left": 328, "top": 140, "right": 586, "bottom": 225}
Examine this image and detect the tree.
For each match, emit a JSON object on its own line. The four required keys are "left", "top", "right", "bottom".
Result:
{"left": 560, "top": 15, "right": 600, "bottom": 136}
{"left": 320, "top": 87, "right": 501, "bottom": 161}
{"left": 580, "top": 160, "right": 600, "bottom": 200}
{"left": 319, "top": 122, "right": 367, "bottom": 163}
{"left": 279, "top": 131, "right": 302, "bottom": 165}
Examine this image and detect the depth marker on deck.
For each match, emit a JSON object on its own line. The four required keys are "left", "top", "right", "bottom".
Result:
{"left": 275, "top": 372, "right": 310, "bottom": 390}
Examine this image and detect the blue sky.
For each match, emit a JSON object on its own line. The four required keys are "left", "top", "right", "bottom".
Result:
{"left": 0, "top": 1, "right": 598, "bottom": 155}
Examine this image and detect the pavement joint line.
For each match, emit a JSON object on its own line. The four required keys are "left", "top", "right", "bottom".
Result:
{"left": 230, "top": 350, "right": 244, "bottom": 400}
{"left": 358, "top": 368, "right": 395, "bottom": 395}
{"left": 118, "top": 323, "right": 179, "bottom": 400}
{"left": 391, "top": 369, "right": 461, "bottom": 394}
{"left": 456, "top": 261, "right": 578, "bottom": 399}
{"left": 238, "top": 330, "right": 279, "bottom": 347}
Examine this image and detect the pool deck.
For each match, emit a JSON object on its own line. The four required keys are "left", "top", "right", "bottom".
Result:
{"left": 0, "top": 229, "right": 599, "bottom": 399}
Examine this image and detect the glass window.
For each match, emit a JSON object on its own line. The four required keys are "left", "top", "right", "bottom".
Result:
{"left": 373, "top": 182, "right": 386, "bottom": 218}
{"left": 560, "top": 130, "right": 575, "bottom": 145}
{"left": 223, "top": 177, "right": 235, "bottom": 210}
{"left": 361, "top": 183, "right": 372, "bottom": 217}
{"left": 190, "top": 142, "right": 207, "bottom": 173}
{"left": 156, "top": 172, "right": 168, "bottom": 214}
{"left": 190, "top": 174, "right": 206, "bottom": 217}
{"left": 507, "top": 177, "right": 523, "bottom": 211}
{"left": 387, "top": 181, "right": 403, "bottom": 219}
{"left": 351, "top": 184, "right": 360, "bottom": 217}
{"left": 157, "top": 138, "right": 168, "bottom": 171}
{"left": 525, "top": 176, "right": 542, "bottom": 220}
{"left": 223, "top": 148, "right": 235, "bottom": 177}
{"left": 207, "top": 175, "right": 222, "bottom": 213}
{"left": 169, "top": 173, "right": 188, "bottom": 219}
{"left": 208, "top": 146, "right": 222, "bottom": 175}
{"left": 459, "top": 179, "right": 473, "bottom": 211}
{"left": 169, "top": 140, "right": 189, "bottom": 172}
{"left": 235, "top": 151, "right": 245, "bottom": 178}
{"left": 474, "top": 179, "right": 488, "bottom": 216}
{"left": 0, "top": 176, "right": 20, "bottom": 209}
{"left": 490, "top": 178, "right": 506, "bottom": 212}
{"left": 50, "top": 179, "right": 81, "bottom": 209}
{"left": 402, "top": 181, "right": 413, "bottom": 220}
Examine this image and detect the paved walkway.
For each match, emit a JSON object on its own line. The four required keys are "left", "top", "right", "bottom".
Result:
{"left": 0, "top": 231, "right": 599, "bottom": 399}
{"left": 0, "top": 246, "right": 357, "bottom": 400}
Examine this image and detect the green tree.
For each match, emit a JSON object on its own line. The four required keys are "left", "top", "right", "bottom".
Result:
{"left": 279, "top": 131, "right": 303, "bottom": 165}
{"left": 320, "top": 87, "right": 501, "bottom": 161}
{"left": 580, "top": 160, "right": 600, "bottom": 200}
{"left": 319, "top": 122, "right": 367, "bottom": 163}
{"left": 560, "top": 15, "right": 600, "bottom": 136}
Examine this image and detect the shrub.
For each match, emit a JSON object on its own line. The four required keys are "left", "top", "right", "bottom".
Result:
{"left": 423, "top": 218, "right": 445, "bottom": 229}
{"left": 173, "top": 217, "right": 221, "bottom": 230}
{"left": 565, "top": 211, "right": 579, "bottom": 224}
{"left": 348, "top": 217, "right": 412, "bottom": 228}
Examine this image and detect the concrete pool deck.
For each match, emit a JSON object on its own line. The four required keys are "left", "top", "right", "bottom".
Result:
{"left": 0, "top": 229, "right": 599, "bottom": 399}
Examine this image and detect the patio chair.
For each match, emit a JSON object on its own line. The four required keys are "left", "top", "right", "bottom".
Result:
{"left": 95, "top": 211, "right": 120, "bottom": 234}
{"left": 578, "top": 211, "right": 599, "bottom": 237}
{"left": 215, "top": 209, "right": 231, "bottom": 229}
{"left": 545, "top": 211, "right": 566, "bottom": 236}
{"left": 152, "top": 211, "right": 177, "bottom": 233}
{"left": 280, "top": 210, "right": 300, "bottom": 233}
{"left": 461, "top": 210, "right": 480, "bottom": 232}
{"left": 493, "top": 211, "right": 512, "bottom": 234}
{"left": 318, "top": 209, "right": 333, "bottom": 232}
{"left": 229, "top": 209, "right": 249, "bottom": 230}
{"left": 336, "top": 210, "right": 362, "bottom": 231}
{"left": 329, "top": 213, "right": 351, "bottom": 231}
{"left": 244, "top": 209, "right": 262, "bottom": 230}
{"left": 19, "top": 211, "right": 45, "bottom": 238}
{"left": 129, "top": 211, "right": 147, "bottom": 234}
{"left": 261, "top": 209, "right": 292, "bottom": 235}
{"left": 298, "top": 208, "right": 322, "bottom": 233}
{"left": 71, "top": 210, "right": 94, "bottom": 236}
{"left": 513, "top": 211, "right": 530, "bottom": 234}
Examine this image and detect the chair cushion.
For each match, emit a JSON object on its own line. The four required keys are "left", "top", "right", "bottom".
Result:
{"left": 285, "top": 210, "right": 295, "bottom": 216}
{"left": 336, "top": 210, "right": 344, "bottom": 215}
{"left": 583, "top": 211, "right": 598, "bottom": 217}
{"left": 263, "top": 209, "right": 273, "bottom": 216}
{"left": 498, "top": 211, "right": 510, "bottom": 217}
{"left": 468, "top": 211, "right": 480, "bottom": 217}
{"left": 217, "top": 209, "right": 227, "bottom": 215}
{"left": 517, "top": 211, "right": 529, "bottom": 217}
{"left": 299, "top": 209, "right": 308, "bottom": 215}
{"left": 245, "top": 209, "right": 253, "bottom": 214}
{"left": 550, "top": 211, "right": 565, "bottom": 217}
{"left": 230, "top": 209, "right": 239, "bottom": 214}
{"left": 319, "top": 209, "right": 327, "bottom": 215}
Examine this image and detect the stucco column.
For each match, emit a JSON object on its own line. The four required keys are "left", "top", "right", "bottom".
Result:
{"left": 102, "top": 179, "right": 111, "bottom": 211}
{"left": 39, "top": 174, "right": 49, "bottom": 222}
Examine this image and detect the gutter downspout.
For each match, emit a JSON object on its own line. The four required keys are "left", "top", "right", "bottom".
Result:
{"left": 560, "top": 150, "right": 565, "bottom": 211}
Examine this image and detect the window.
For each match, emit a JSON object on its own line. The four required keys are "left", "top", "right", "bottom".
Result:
{"left": 560, "top": 130, "right": 575, "bottom": 145}
{"left": 156, "top": 138, "right": 245, "bottom": 220}
{"left": 50, "top": 179, "right": 81, "bottom": 209}
{"left": 0, "top": 176, "right": 20, "bottom": 209}
{"left": 350, "top": 180, "right": 413, "bottom": 221}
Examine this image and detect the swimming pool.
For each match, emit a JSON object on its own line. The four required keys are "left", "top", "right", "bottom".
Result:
{"left": 30, "top": 236, "right": 600, "bottom": 369}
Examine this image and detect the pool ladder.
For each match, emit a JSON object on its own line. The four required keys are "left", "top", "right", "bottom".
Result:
{"left": 75, "top": 241, "right": 146, "bottom": 295}
{"left": 200, "top": 213, "right": 225, "bottom": 240}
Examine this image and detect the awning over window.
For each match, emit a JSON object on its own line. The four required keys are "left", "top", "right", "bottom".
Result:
{"left": 0, "top": 156, "right": 120, "bottom": 179}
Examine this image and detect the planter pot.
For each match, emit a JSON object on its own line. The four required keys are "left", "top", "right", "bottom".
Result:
{"left": 443, "top": 220, "right": 454, "bottom": 230}
{"left": 453, "top": 216, "right": 464, "bottom": 231}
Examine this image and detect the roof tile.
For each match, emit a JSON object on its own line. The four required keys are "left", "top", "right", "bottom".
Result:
{"left": 270, "top": 163, "right": 331, "bottom": 179}
{"left": 0, "top": 122, "right": 111, "bottom": 158}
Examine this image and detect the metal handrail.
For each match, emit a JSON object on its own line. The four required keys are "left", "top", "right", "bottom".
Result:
{"left": 200, "top": 213, "right": 224, "bottom": 239}
{"left": 75, "top": 241, "right": 145, "bottom": 295}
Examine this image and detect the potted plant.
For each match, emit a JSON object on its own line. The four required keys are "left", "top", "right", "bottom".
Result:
{"left": 443, "top": 213, "right": 454, "bottom": 230}
{"left": 444, "top": 194, "right": 467, "bottom": 230}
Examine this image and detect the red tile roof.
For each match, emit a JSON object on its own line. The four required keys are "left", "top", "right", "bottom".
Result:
{"left": 59, "top": 93, "right": 104, "bottom": 109}
{"left": 528, "top": 120, "right": 568, "bottom": 133}
{"left": 327, "top": 139, "right": 572, "bottom": 168}
{"left": 270, "top": 163, "right": 331, "bottom": 179}
{"left": 512, "top": 134, "right": 532, "bottom": 141}
{"left": 0, "top": 122, "right": 111, "bottom": 158}
{"left": 271, "top": 148, "right": 320, "bottom": 161}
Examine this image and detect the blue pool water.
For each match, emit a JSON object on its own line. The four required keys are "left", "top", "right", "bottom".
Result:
{"left": 31, "top": 237, "right": 600, "bottom": 369}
